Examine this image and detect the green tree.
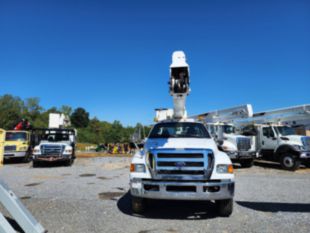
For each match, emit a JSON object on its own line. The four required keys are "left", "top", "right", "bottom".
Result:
{"left": 23, "top": 97, "right": 43, "bottom": 123}
{"left": 0, "top": 94, "right": 24, "bottom": 129}
{"left": 59, "top": 105, "right": 72, "bottom": 116}
{"left": 71, "top": 107, "right": 90, "bottom": 128}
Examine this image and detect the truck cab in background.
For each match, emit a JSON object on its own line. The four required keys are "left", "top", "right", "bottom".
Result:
{"left": 4, "top": 130, "right": 32, "bottom": 162}
{"left": 32, "top": 128, "right": 76, "bottom": 167}
{"left": 206, "top": 123, "right": 256, "bottom": 168}
{"left": 241, "top": 124, "right": 310, "bottom": 171}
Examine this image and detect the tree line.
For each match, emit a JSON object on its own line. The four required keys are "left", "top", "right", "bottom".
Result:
{"left": 0, "top": 94, "right": 150, "bottom": 144}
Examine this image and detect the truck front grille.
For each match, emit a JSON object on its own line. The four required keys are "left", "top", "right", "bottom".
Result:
{"left": 149, "top": 149, "right": 213, "bottom": 180}
{"left": 237, "top": 138, "right": 251, "bottom": 151}
{"left": 4, "top": 145, "right": 16, "bottom": 152}
{"left": 41, "top": 145, "right": 64, "bottom": 156}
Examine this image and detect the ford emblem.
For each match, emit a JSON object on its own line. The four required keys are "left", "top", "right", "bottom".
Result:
{"left": 175, "top": 161, "right": 186, "bottom": 168}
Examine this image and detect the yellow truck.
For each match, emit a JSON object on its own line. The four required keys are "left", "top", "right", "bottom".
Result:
{"left": 4, "top": 130, "right": 32, "bottom": 162}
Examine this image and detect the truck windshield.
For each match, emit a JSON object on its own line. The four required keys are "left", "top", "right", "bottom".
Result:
{"left": 5, "top": 132, "right": 27, "bottom": 141}
{"left": 42, "top": 134, "right": 70, "bottom": 142}
{"left": 275, "top": 126, "right": 296, "bottom": 136}
{"left": 223, "top": 125, "right": 235, "bottom": 134}
{"left": 149, "top": 122, "right": 211, "bottom": 138}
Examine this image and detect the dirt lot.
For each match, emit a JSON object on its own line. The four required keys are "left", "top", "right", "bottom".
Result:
{"left": 1, "top": 157, "right": 310, "bottom": 233}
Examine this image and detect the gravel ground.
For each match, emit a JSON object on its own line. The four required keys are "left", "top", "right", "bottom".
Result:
{"left": 0, "top": 157, "right": 310, "bottom": 233}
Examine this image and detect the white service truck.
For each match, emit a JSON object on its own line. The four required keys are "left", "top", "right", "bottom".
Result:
{"left": 32, "top": 128, "right": 76, "bottom": 167}
{"left": 241, "top": 124, "right": 310, "bottom": 170}
{"left": 129, "top": 51, "right": 235, "bottom": 216}
{"left": 206, "top": 122, "right": 256, "bottom": 167}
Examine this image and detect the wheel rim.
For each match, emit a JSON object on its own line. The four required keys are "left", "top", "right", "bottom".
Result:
{"left": 283, "top": 156, "right": 294, "bottom": 168}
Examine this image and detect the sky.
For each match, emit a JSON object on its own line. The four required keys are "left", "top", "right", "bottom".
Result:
{"left": 1, "top": 0, "right": 309, "bottom": 126}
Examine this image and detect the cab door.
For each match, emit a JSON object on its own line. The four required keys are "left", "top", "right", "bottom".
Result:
{"left": 0, "top": 128, "right": 5, "bottom": 166}
{"left": 261, "top": 126, "right": 278, "bottom": 153}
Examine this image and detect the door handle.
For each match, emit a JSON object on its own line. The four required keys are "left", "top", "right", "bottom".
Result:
{"left": 262, "top": 141, "right": 264, "bottom": 145}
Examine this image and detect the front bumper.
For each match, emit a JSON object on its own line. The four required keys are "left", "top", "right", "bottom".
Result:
{"left": 4, "top": 151, "right": 27, "bottom": 158}
{"left": 300, "top": 151, "right": 310, "bottom": 159}
{"left": 227, "top": 151, "right": 255, "bottom": 160}
{"left": 33, "top": 154, "right": 71, "bottom": 162}
{"left": 130, "top": 179, "right": 234, "bottom": 201}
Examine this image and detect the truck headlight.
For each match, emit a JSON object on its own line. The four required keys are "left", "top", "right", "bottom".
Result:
{"left": 33, "top": 149, "right": 40, "bottom": 153}
{"left": 216, "top": 164, "right": 234, "bottom": 174}
{"left": 65, "top": 149, "right": 72, "bottom": 154}
{"left": 19, "top": 146, "right": 28, "bottom": 151}
{"left": 130, "top": 164, "right": 146, "bottom": 173}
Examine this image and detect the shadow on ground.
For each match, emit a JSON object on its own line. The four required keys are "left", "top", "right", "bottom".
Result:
{"left": 3, "top": 158, "right": 29, "bottom": 165}
{"left": 237, "top": 201, "right": 310, "bottom": 213}
{"left": 117, "top": 191, "right": 219, "bottom": 220}
{"left": 253, "top": 160, "right": 309, "bottom": 171}
{"left": 253, "top": 160, "right": 283, "bottom": 170}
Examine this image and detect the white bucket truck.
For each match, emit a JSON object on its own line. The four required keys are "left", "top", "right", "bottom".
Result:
{"left": 130, "top": 51, "right": 235, "bottom": 216}
{"left": 238, "top": 105, "right": 310, "bottom": 171}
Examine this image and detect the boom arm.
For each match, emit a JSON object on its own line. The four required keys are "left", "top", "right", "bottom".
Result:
{"left": 169, "top": 51, "right": 190, "bottom": 119}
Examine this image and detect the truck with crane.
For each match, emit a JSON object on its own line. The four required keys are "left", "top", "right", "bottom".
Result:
{"left": 237, "top": 105, "right": 310, "bottom": 171}
{"left": 130, "top": 51, "right": 235, "bottom": 216}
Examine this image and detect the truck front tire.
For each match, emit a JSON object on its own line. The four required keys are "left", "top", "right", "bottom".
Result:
{"left": 64, "top": 158, "right": 74, "bottom": 166}
{"left": 131, "top": 196, "right": 145, "bottom": 214}
{"left": 33, "top": 160, "right": 40, "bottom": 168}
{"left": 240, "top": 159, "right": 254, "bottom": 168}
{"left": 280, "top": 153, "right": 300, "bottom": 171}
{"left": 216, "top": 199, "right": 233, "bottom": 217}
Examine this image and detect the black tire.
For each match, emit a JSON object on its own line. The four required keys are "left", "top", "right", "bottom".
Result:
{"left": 64, "top": 158, "right": 74, "bottom": 167}
{"left": 216, "top": 199, "right": 233, "bottom": 217}
{"left": 240, "top": 159, "right": 254, "bottom": 168}
{"left": 280, "top": 153, "right": 300, "bottom": 171}
{"left": 131, "top": 196, "right": 146, "bottom": 214}
{"left": 33, "top": 160, "right": 40, "bottom": 168}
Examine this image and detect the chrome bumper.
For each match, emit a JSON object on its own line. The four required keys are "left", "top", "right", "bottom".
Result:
{"left": 227, "top": 151, "right": 255, "bottom": 160}
{"left": 300, "top": 151, "right": 310, "bottom": 159}
{"left": 4, "top": 151, "right": 27, "bottom": 158}
{"left": 130, "top": 179, "right": 234, "bottom": 201}
{"left": 33, "top": 154, "right": 71, "bottom": 162}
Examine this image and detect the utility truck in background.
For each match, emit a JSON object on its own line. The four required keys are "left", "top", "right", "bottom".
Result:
{"left": 3, "top": 130, "right": 32, "bottom": 162}
{"left": 206, "top": 122, "right": 255, "bottom": 167}
{"left": 32, "top": 128, "right": 76, "bottom": 167}
{"left": 130, "top": 51, "right": 235, "bottom": 216}
{"left": 191, "top": 105, "right": 256, "bottom": 168}
{"left": 238, "top": 105, "right": 310, "bottom": 171}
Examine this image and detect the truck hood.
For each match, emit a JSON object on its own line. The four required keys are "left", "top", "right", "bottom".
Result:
{"left": 145, "top": 138, "right": 218, "bottom": 152}
{"left": 283, "top": 135, "right": 304, "bottom": 146}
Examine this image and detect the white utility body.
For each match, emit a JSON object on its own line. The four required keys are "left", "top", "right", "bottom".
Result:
{"left": 130, "top": 51, "right": 235, "bottom": 216}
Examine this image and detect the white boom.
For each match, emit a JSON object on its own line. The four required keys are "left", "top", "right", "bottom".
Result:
{"left": 190, "top": 104, "right": 253, "bottom": 123}
{"left": 169, "top": 51, "right": 190, "bottom": 119}
{"left": 235, "top": 104, "right": 310, "bottom": 128}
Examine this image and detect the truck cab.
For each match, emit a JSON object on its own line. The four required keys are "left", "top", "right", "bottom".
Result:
{"left": 206, "top": 123, "right": 256, "bottom": 168}
{"left": 242, "top": 124, "right": 310, "bottom": 170}
{"left": 4, "top": 130, "right": 32, "bottom": 162}
{"left": 32, "top": 128, "right": 76, "bottom": 167}
{"left": 130, "top": 120, "right": 235, "bottom": 216}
